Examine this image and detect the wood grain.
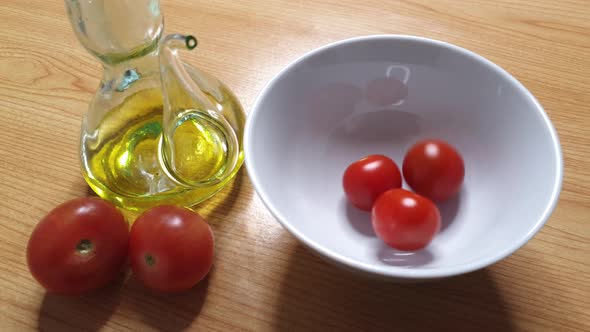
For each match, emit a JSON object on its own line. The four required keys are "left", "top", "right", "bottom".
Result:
{"left": 1, "top": 0, "right": 589, "bottom": 331}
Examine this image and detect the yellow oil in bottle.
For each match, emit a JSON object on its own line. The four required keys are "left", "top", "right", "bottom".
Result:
{"left": 81, "top": 87, "right": 244, "bottom": 211}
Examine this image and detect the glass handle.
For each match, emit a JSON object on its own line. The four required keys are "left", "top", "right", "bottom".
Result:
{"left": 158, "top": 34, "right": 240, "bottom": 188}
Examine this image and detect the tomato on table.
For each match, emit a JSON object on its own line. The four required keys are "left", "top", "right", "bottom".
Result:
{"left": 342, "top": 154, "right": 402, "bottom": 211}
{"left": 26, "top": 197, "right": 129, "bottom": 295}
{"left": 129, "top": 205, "right": 214, "bottom": 292}
{"left": 403, "top": 139, "right": 465, "bottom": 202}
{"left": 372, "top": 189, "right": 441, "bottom": 251}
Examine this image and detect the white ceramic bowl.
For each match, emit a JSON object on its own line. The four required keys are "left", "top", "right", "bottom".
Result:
{"left": 244, "top": 35, "right": 562, "bottom": 280}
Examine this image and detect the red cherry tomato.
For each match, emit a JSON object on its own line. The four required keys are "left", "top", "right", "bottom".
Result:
{"left": 129, "top": 206, "right": 214, "bottom": 292}
{"left": 372, "top": 189, "right": 441, "bottom": 251}
{"left": 343, "top": 155, "right": 402, "bottom": 211}
{"left": 26, "top": 197, "right": 129, "bottom": 295}
{"left": 403, "top": 139, "right": 465, "bottom": 202}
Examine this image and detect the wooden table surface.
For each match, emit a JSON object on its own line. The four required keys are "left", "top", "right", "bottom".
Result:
{"left": 1, "top": 0, "right": 589, "bottom": 331}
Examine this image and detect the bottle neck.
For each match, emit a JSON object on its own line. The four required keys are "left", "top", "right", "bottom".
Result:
{"left": 94, "top": 34, "right": 162, "bottom": 66}
{"left": 66, "top": 0, "right": 164, "bottom": 65}
{"left": 100, "top": 49, "right": 160, "bottom": 94}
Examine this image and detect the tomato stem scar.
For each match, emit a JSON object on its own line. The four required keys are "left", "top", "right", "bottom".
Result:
{"left": 145, "top": 254, "right": 156, "bottom": 266}
{"left": 76, "top": 239, "right": 93, "bottom": 255}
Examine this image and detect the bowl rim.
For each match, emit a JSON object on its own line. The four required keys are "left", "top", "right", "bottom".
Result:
{"left": 244, "top": 34, "right": 563, "bottom": 279}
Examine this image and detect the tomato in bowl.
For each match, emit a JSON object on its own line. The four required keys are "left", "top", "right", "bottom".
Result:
{"left": 244, "top": 35, "right": 562, "bottom": 280}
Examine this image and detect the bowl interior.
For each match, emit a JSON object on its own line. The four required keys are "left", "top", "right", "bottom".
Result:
{"left": 245, "top": 36, "right": 561, "bottom": 278}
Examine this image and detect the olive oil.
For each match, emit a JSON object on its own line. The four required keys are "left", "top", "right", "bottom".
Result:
{"left": 81, "top": 88, "right": 244, "bottom": 211}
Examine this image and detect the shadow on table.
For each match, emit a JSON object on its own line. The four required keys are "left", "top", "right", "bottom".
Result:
{"left": 37, "top": 274, "right": 124, "bottom": 331}
{"left": 121, "top": 273, "right": 210, "bottom": 332}
{"left": 36, "top": 271, "right": 209, "bottom": 332}
{"left": 271, "top": 244, "right": 514, "bottom": 332}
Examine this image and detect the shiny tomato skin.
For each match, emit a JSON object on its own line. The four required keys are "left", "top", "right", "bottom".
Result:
{"left": 343, "top": 155, "right": 402, "bottom": 211}
{"left": 26, "top": 197, "right": 129, "bottom": 295}
{"left": 372, "top": 189, "right": 441, "bottom": 251}
{"left": 403, "top": 140, "right": 465, "bottom": 202}
{"left": 129, "top": 206, "right": 214, "bottom": 292}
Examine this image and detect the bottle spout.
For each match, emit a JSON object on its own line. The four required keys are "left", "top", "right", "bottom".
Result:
{"left": 162, "top": 34, "right": 198, "bottom": 51}
{"left": 158, "top": 34, "right": 240, "bottom": 188}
